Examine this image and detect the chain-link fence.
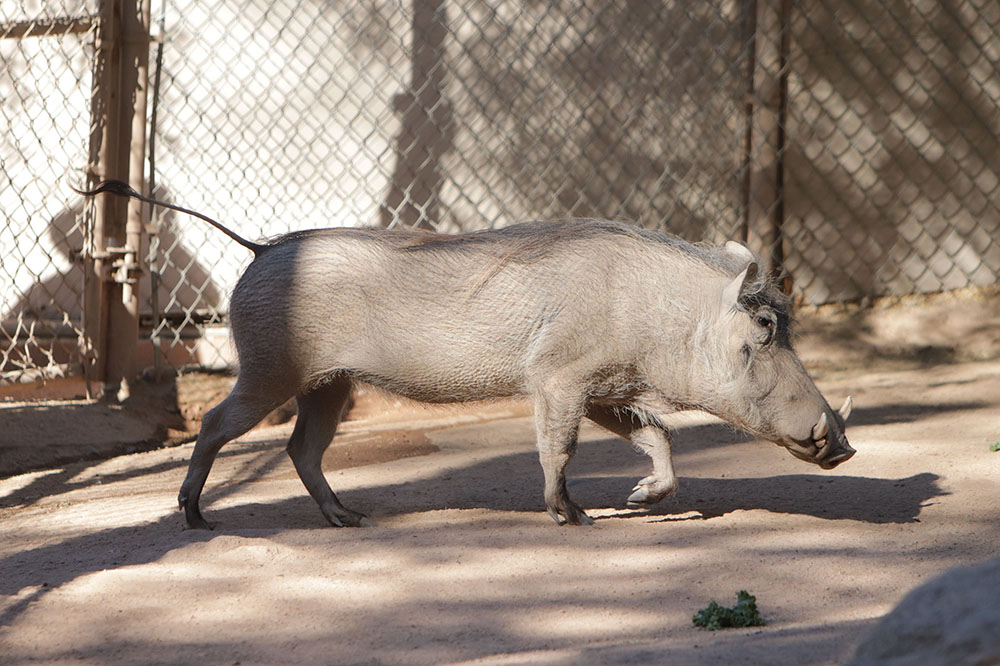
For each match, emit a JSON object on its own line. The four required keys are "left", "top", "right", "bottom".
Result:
{"left": 784, "top": 0, "right": 1000, "bottom": 302}
{"left": 146, "top": 0, "right": 755, "bottom": 372}
{"left": 3, "top": 0, "right": 999, "bottom": 387}
{"left": 1, "top": 1, "right": 97, "bottom": 384}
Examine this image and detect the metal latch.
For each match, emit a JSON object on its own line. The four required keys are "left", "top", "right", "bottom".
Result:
{"left": 101, "top": 246, "right": 143, "bottom": 286}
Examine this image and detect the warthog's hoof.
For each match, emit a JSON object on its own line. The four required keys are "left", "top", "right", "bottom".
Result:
{"left": 546, "top": 498, "right": 595, "bottom": 526}
{"left": 626, "top": 475, "right": 677, "bottom": 508}
{"left": 548, "top": 507, "right": 595, "bottom": 526}
{"left": 179, "top": 495, "right": 214, "bottom": 530}
{"left": 323, "top": 508, "right": 376, "bottom": 528}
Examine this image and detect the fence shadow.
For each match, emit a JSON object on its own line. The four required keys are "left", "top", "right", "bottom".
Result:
{"left": 2, "top": 186, "right": 222, "bottom": 370}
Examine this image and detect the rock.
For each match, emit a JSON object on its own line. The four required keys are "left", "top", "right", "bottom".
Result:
{"left": 846, "top": 557, "right": 1000, "bottom": 666}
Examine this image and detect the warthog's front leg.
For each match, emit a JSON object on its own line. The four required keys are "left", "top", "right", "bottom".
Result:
{"left": 585, "top": 403, "right": 677, "bottom": 507}
{"left": 532, "top": 391, "right": 594, "bottom": 526}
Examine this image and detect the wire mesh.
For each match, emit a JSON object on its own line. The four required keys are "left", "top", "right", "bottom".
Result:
{"left": 1, "top": 1, "right": 97, "bottom": 383}
{"left": 783, "top": 0, "right": 1000, "bottom": 303}
{"left": 2, "top": 0, "right": 999, "bottom": 382}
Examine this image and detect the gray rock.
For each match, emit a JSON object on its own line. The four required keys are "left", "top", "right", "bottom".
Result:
{"left": 846, "top": 557, "right": 1000, "bottom": 666}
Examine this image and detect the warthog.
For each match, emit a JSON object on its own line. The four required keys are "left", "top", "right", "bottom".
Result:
{"left": 77, "top": 180, "right": 855, "bottom": 528}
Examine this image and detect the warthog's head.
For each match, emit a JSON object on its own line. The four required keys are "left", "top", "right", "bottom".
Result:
{"left": 706, "top": 248, "right": 855, "bottom": 469}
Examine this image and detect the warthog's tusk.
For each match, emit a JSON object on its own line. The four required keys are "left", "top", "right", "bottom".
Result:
{"left": 839, "top": 395, "right": 853, "bottom": 421}
{"left": 812, "top": 412, "right": 829, "bottom": 440}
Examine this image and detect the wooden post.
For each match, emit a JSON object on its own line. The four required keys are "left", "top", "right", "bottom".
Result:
{"left": 743, "top": 0, "right": 790, "bottom": 284}
{"left": 84, "top": 0, "right": 150, "bottom": 400}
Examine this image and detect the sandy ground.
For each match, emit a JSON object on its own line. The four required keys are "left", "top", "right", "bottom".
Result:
{"left": 2, "top": 291, "right": 1000, "bottom": 665}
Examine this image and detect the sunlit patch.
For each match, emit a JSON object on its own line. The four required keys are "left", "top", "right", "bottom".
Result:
{"left": 23, "top": 495, "right": 177, "bottom": 532}
{"left": 0, "top": 468, "right": 64, "bottom": 501}
{"left": 585, "top": 507, "right": 705, "bottom": 522}
{"left": 509, "top": 607, "right": 664, "bottom": 640}
{"left": 67, "top": 456, "right": 160, "bottom": 484}
{"left": 583, "top": 507, "right": 633, "bottom": 519}
{"left": 649, "top": 510, "right": 706, "bottom": 522}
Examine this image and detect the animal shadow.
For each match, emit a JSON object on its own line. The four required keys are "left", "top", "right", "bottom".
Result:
{"left": 640, "top": 472, "right": 944, "bottom": 524}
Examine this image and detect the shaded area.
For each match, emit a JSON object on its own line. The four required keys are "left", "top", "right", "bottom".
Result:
{"left": 165, "top": 448, "right": 943, "bottom": 530}
{"left": 845, "top": 401, "right": 989, "bottom": 427}
{"left": 379, "top": 0, "right": 454, "bottom": 230}
{"left": 0, "top": 402, "right": 165, "bottom": 478}
{"left": 0, "top": 376, "right": 191, "bottom": 480}
{"left": 443, "top": 1, "right": 747, "bottom": 238}
{"left": 793, "top": 288, "right": 1000, "bottom": 377}
{"left": 647, "top": 473, "right": 941, "bottom": 524}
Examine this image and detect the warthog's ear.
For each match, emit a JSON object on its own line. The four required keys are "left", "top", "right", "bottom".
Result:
{"left": 724, "top": 240, "right": 756, "bottom": 265}
{"left": 722, "top": 261, "right": 759, "bottom": 308}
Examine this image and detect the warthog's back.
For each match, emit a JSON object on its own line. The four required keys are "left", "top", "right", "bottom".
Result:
{"left": 227, "top": 220, "right": 720, "bottom": 402}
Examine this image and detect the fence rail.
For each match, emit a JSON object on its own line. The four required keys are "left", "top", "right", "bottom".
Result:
{"left": 2, "top": 0, "right": 999, "bottom": 394}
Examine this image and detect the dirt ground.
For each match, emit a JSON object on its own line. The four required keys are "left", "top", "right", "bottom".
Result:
{"left": 1, "top": 288, "right": 999, "bottom": 665}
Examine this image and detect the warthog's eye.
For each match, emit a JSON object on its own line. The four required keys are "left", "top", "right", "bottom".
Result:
{"left": 753, "top": 312, "right": 776, "bottom": 346}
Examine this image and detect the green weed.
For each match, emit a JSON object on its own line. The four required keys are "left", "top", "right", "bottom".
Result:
{"left": 692, "top": 590, "right": 766, "bottom": 630}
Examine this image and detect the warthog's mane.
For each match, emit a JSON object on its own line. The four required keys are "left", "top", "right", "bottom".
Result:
{"left": 271, "top": 219, "right": 790, "bottom": 317}
{"left": 394, "top": 218, "right": 791, "bottom": 314}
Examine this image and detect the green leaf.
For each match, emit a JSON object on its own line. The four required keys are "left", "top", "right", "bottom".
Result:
{"left": 693, "top": 590, "right": 766, "bottom": 630}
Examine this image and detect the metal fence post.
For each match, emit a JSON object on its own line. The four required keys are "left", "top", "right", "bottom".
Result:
{"left": 84, "top": 0, "right": 150, "bottom": 401}
{"left": 744, "top": 0, "right": 790, "bottom": 285}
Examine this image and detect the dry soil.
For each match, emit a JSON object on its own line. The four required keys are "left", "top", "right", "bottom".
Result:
{"left": 1, "top": 290, "right": 999, "bottom": 665}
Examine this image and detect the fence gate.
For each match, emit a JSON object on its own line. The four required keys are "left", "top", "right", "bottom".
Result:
{"left": 2, "top": 0, "right": 150, "bottom": 399}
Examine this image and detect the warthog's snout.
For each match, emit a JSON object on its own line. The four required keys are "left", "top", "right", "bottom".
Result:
{"left": 781, "top": 396, "right": 856, "bottom": 469}
{"left": 782, "top": 435, "right": 856, "bottom": 469}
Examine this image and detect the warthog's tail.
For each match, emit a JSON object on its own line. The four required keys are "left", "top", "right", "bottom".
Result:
{"left": 72, "top": 179, "right": 268, "bottom": 255}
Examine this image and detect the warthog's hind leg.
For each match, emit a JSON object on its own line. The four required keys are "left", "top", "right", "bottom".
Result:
{"left": 585, "top": 403, "right": 678, "bottom": 508}
{"left": 178, "top": 381, "right": 284, "bottom": 529}
{"left": 287, "top": 376, "right": 374, "bottom": 527}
